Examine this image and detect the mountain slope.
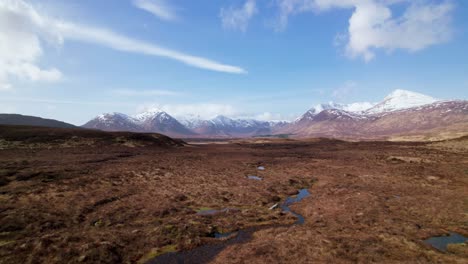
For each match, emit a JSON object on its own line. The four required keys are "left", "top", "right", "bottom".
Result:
{"left": 279, "top": 100, "right": 468, "bottom": 140}
{"left": 83, "top": 113, "right": 141, "bottom": 132}
{"left": 365, "top": 89, "right": 438, "bottom": 114}
{"left": 136, "top": 109, "right": 196, "bottom": 137}
{"left": 188, "top": 115, "right": 272, "bottom": 137}
{"left": 0, "top": 114, "right": 76, "bottom": 129}
{"left": 81, "top": 89, "right": 467, "bottom": 140}
{"left": 83, "top": 109, "right": 196, "bottom": 137}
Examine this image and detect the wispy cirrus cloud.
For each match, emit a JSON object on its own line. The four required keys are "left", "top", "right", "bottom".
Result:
{"left": 274, "top": 0, "right": 454, "bottom": 61}
{"left": 220, "top": 0, "right": 258, "bottom": 32}
{"left": 132, "top": 0, "right": 178, "bottom": 22}
{"left": 0, "top": 0, "right": 245, "bottom": 91}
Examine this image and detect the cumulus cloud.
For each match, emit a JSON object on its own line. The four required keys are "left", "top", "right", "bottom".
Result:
{"left": 275, "top": 0, "right": 454, "bottom": 60}
{"left": 220, "top": 0, "right": 258, "bottom": 32}
{"left": 0, "top": 0, "right": 245, "bottom": 90}
{"left": 133, "top": 0, "right": 177, "bottom": 21}
{"left": 0, "top": 0, "right": 62, "bottom": 90}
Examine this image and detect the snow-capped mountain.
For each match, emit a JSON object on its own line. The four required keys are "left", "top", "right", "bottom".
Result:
{"left": 278, "top": 90, "right": 467, "bottom": 139}
{"left": 133, "top": 108, "right": 167, "bottom": 123}
{"left": 189, "top": 115, "right": 272, "bottom": 137}
{"left": 83, "top": 109, "right": 195, "bottom": 137}
{"left": 82, "top": 89, "right": 467, "bottom": 139}
{"left": 83, "top": 113, "right": 141, "bottom": 132}
{"left": 295, "top": 101, "right": 376, "bottom": 122}
{"left": 294, "top": 89, "right": 440, "bottom": 123}
{"left": 365, "top": 89, "right": 438, "bottom": 114}
{"left": 135, "top": 108, "right": 195, "bottom": 136}
{"left": 344, "top": 102, "right": 377, "bottom": 112}
{"left": 177, "top": 114, "right": 206, "bottom": 129}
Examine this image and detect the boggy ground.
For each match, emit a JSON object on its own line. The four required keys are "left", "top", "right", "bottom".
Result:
{"left": 0, "top": 127, "right": 467, "bottom": 263}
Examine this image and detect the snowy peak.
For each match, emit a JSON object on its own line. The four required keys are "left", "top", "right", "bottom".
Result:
{"left": 311, "top": 101, "right": 376, "bottom": 114}
{"left": 384, "top": 89, "right": 433, "bottom": 101}
{"left": 95, "top": 112, "right": 137, "bottom": 124}
{"left": 295, "top": 89, "right": 440, "bottom": 123}
{"left": 84, "top": 109, "right": 195, "bottom": 136}
{"left": 366, "top": 89, "right": 438, "bottom": 114}
{"left": 299, "top": 89, "right": 438, "bottom": 118}
{"left": 343, "top": 102, "right": 376, "bottom": 112}
{"left": 133, "top": 108, "right": 168, "bottom": 123}
{"left": 84, "top": 112, "right": 141, "bottom": 132}
{"left": 97, "top": 112, "right": 132, "bottom": 121}
{"left": 178, "top": 115, "right": 205, "bottom": 129}
{"left": 295, "top": 101, "right": 376, "bottom": 123}
{"left": 211, "top": 115, "right": 235, "bottom": 126}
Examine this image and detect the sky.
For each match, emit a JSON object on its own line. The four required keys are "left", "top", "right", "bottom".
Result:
{"left": 0, "top": 0, "right": 467, "bottom": 125}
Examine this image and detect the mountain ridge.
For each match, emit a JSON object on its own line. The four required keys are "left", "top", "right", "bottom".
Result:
{"left": 77, "top": 89, "right": 468, "bottom": 139}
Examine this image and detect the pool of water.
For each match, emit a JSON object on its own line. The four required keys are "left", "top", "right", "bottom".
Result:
{"left": 247, "top": 175, "right": 263, "bottom": 180}
{"left": 151, "top": 188, "right": 311, "bottom": 263}
{"left": 424, "top": 232, "right": 467, "bottom": 252}
{"left": 280, "top": 189, "right": 310, "bottom": 225}
{"left": 197, "top": 208, "right": 236, "bottom": 216}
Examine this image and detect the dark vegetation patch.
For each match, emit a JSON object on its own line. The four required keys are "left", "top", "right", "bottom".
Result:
{"left": 0, "top": 125, "right": 185, "bottom": 147}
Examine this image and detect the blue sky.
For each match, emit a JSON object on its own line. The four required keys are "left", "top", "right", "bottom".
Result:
{"left": 0, "top": 0, "right": 467, "bottom": 125}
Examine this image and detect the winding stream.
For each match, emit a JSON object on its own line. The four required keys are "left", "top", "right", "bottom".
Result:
{"left": 150, "top": 188, "right": 310, "bottom": 264}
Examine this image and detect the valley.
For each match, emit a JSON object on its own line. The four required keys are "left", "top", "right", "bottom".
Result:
{"left": 0, "top": 126, "right": 467, "bottom": 263}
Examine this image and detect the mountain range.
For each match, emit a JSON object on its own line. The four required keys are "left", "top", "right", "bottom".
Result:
{"left": 82, "top": 89, "right": 468, "bottom": 140}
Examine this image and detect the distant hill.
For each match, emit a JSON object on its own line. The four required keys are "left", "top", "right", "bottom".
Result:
{"left": 0, "top": 125, "right": 185, "bottom": 147}
{"left": 0, "top": 114, "right": 76, "bottom": 129}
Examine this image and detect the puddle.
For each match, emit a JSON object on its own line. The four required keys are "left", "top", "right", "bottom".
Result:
{"left": 151, "top": 188, "right": 311, "bottom": 263}
{"left": 257, "top": 166, "right": 265, "bottom": 171}
{"left": 424, "top": 232, "right": 467, "bottom": 252}
{"left": 247, "top": 175, "right": 263, "bottom": 181}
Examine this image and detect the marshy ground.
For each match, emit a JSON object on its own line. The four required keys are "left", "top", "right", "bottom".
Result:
{"left": 0, "top": 126, "right": 467, "bottom": 263}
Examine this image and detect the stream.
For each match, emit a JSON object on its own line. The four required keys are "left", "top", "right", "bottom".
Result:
{"left": 150, "top": 188, "right": 310, "bottom": 264}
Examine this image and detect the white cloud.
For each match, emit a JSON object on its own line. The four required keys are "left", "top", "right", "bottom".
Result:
{"left": 57, "top": 22, "right": 246, "bottom": 73}
{"left": 332, "top": 80, "right": 357, "bottom": 99}
{"left": 133, "top": 0, "right": 177, "bottom": 21}
{"left": 275, "top": 0, "right": 454, "bottom": 60}
{"left": 253, "top": 112, "right": 290, "bottom": 121}
{"left": 275, "top": 0, "right": 316, "bottom": 31}
{"left": 112, "top": 89, "right": 183, "bottom": 96}
{"left": 220, "top": 0, "right": 258, "bottom": 32}
{"left": 0, "top": 0, "right": 245, "bottom": 90}
{"left": 0, "top": 0, "right": 62, "bottom": 90}
{"left": 0, "top": 83, "right": 12, "bottom": 91}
